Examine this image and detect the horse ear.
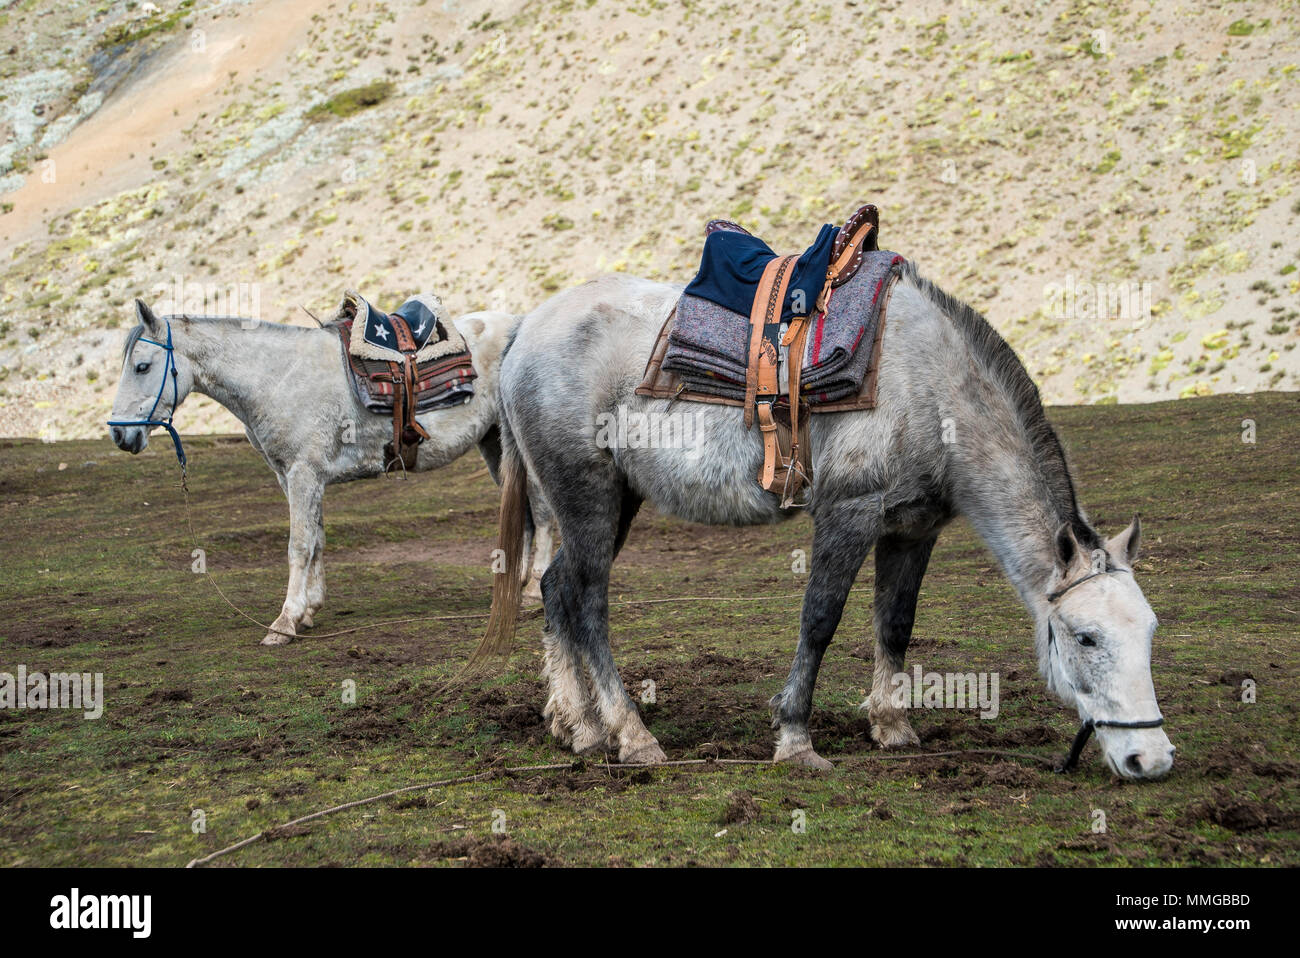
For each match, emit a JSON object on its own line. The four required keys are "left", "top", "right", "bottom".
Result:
{"left": 135, "top": 299, "right": 160, "bottom": 333}
{"left": 1107, "top": 514, "right": 1142, "bottom": 566}
{"left": 1054, "top": 522, "right": 1082, "bottom": 573}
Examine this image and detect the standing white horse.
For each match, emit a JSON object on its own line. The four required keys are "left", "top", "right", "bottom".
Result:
{"left": 475, "top": 267, "right": 1175, "bottom": 780}
{"left": 108, "top": 299, "right": 556, "bottom": 645}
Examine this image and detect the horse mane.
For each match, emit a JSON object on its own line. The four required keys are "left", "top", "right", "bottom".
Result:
{"left": 121, "top": 314, "right": 322, "bottom": 362}
{"left": 120, "top": 323, "right": 147, "bottom": 363}
{"left": 900, "top": 261, "right": 1103, "bottom": 551}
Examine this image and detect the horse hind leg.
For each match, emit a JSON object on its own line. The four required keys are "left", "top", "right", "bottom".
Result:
{"left": 862, "top": 534, "right": 937, "bottom": 748}
{"left": 522, "top": 510, "right": 555, "bottom": 604}
{"left": 540, "top": 617, "right": 610, "bottom": 754}
{"left": 544, "top": 479, "right": 661, "bottom": 763}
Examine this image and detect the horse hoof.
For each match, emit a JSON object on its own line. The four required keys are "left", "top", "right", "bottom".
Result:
{"left": 871, "top": 720, "right": 920, "bottom": 749}
{"left": 298, "top": 613, "right": 315, "bottom": 629}
{"left": 621, "top": 742, "right": 667, "bottom": 765}
{"left": 260, "top": 631, "right": 295, "bottom": 646}
{"left": 775, "top": 747, "right": 834, "bottom": 771}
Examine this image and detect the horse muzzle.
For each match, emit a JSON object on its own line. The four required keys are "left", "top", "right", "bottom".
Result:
{"left": 110, "top": 424, "right": 147, "bottom": 454}
{"left": 1097, "top": 725, "right": 1176, "bottom": 781}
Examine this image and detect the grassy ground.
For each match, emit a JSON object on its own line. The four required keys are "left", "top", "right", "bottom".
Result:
{"left": 1, "top": 393, "right": 1297, "bottom": 867}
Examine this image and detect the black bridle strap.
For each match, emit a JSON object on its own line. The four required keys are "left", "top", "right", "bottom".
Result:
{"left": 1056, "top": 716, "right": 1166, "bottom": 773}
{"left": 1046, "top": 567, "right": 1130, "bottom": 602}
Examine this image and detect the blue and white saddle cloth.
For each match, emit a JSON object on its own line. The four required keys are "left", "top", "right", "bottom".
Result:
{"left": 343, "top": 290, "right": 468, "bottom": 364}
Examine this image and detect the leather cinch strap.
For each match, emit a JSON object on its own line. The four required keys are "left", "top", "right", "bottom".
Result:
{"left": 744, "top": 255, "right": 797, "bottom": 428}
{"left": 743, "top": 254, "right": 813, "bottom": 506}
{"left": 385, "top": 313, "right": 431, "bottom": 472}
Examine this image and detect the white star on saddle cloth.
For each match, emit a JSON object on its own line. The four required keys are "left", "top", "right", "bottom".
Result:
{"left": 339, "top": 289, "right": 470, "bottom": 366}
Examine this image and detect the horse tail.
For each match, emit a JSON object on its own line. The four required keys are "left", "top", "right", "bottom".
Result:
{"left": 468, "top": 433, "right": 529, "bottom": 667}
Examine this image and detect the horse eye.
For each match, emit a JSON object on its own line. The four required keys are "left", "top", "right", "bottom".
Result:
{"left": 135, "top": 362, "right": 151, "bottom": 374}
{"left": 1076, "top": 632, "right": 1098, "bottom": 648}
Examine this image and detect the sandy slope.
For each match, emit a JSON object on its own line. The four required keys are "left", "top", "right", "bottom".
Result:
{"left": 0, "top": 0, "right": 1297, "bottom": 438}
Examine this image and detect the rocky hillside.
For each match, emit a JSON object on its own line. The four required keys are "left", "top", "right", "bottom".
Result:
{"left": 1, "top": 0, "right": 1297, "bottom": 438}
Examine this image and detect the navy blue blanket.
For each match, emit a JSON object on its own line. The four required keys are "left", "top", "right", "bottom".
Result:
{"left": 683, "top": 224, "right": 838, "bottom": 323}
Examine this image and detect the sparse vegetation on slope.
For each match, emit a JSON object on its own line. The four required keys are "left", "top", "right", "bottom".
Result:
{"left": 0, "top": 0, "right": 1298, "bottom": 439}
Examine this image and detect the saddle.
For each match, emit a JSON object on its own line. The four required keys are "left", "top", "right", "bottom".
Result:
{"left": 699, "top": 203, "right": 880, "bottom": 318}
{"left": 637, "top": 205, "right": 894, "bottom": 507}
{"left": 333, "top": 291, "right": 477, "bottom": 472}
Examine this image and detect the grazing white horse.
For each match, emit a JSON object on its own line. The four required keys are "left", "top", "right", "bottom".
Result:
{"left": 476, "top": 269, "right": 1175, "bottom": 781}
{"left": 108, "top": 299, "right": 556, "bottom": 645}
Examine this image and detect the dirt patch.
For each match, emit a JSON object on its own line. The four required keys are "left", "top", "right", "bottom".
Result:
{"left": 422, "top": 834, "right": 555, "bottom": 867}
{"left": 1202, "top": 745, "right": 1300, "bottom": 781}
{"left": 1, "top": 616, "right": 137, "bottom": 649}
{"left": 1217, "top": 671, "right": 1256, "bottom": 687}
{"left": 978, "top": 761, "right": 1038, "bottom": 788}
{"left": 454, "top": 683, "right": 549, "bottom": 747}
{"left": 1181, "top": 787, "right": 1300, "bottom": 833}
{"left": 720, "top": 789, "right": 761, "bottom": 825}
{"left": 143, "top": 687, "right": 192, "bottom": 704}
{"left": 921, "top": 717, "right": 1058, "bottom": 748}
{"left": 264, "top": 823, "right": 314, "bottom": 841}
{"left": 506, "top": 765, "right": 662, "bottom": 797}
{"left": 326, "top": 704, "right": 407, "bottom": 744}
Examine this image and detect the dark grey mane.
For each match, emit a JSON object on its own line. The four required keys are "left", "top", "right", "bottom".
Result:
{"left": 901, "top": 261, "right": 1103, "bottom": 550}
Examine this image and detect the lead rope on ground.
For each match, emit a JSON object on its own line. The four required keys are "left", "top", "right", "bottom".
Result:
{"left": 185, "top": 747, "right": 1058, "bottom": 868}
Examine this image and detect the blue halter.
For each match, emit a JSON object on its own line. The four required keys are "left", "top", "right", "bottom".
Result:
{"left": 107, "top": 320, "right": 187, "bottom": 470}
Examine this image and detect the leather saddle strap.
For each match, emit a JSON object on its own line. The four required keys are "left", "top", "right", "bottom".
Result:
{"left": 756, "top": 402, "right": 780, "bottom": 491}
{"left": 757, "top": 297, "right": 812, "bottom": 499}
{"left": 782, "top": 316, "right": 811, "bottom": 504}
{"left": 827, "top": 221, "right": 874, "bottom": 277}
{"left": 744, "top": 255, "right": 798, "bottom": 428}
{"left": 817, "top": 220, "right": 877, "bottom": 312}
{"left": 403, "top": 355, "right": 430, "bottom": 440}
{"left": 386, "top": 314, "right": 430, "bottom": 461}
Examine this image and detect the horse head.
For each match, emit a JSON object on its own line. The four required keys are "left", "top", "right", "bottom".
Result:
{"left": 108, "top": 300, "right": 193, "bottom": 456}
{"left": 1041, "top": 516, "right": 1174, "bottom": 780}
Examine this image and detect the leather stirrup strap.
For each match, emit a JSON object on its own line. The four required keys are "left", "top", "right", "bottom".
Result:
{"left": 744, "top": 255, "right": 799, "bottom": 428}
{"left": 384, "top": 313, "right": 431, "bottom": 470}
{"left": 756, "top": 402, "right": 780, "bottom": 491}
{"left": 783, "top": 315, "right": 810, "bottom": 503}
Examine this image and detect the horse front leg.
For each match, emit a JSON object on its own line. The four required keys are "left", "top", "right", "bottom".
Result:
{"left": 770, "top": 497, "right": 880, "bottom": 769}
{"left": 300, "top": 512, "right": 326, "bottom": 629}
{"left": 263, "top": 467, "right": 324, "bottom": 646}
{"left": 863, "top": 533, "right": 938, "bottom": 747}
